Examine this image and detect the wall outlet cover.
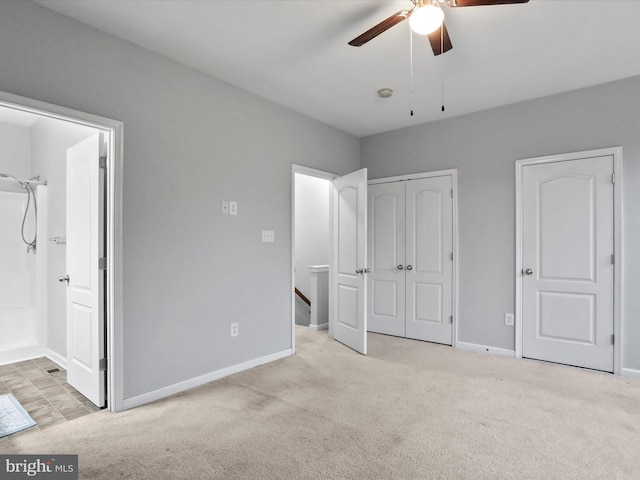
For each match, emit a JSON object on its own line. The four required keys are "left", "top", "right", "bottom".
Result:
{"left": 262, "top": 230, "right": 275, "bottom": 243}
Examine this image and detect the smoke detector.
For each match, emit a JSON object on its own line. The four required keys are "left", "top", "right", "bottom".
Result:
{"left": 378, "top": 88, "right": 393, "bottom": 98}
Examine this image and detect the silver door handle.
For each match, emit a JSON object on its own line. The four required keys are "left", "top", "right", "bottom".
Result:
{"left": 406, "top": 265, "right": 413, "bottom": 271}
{"left": 355, "top": 268, "right": 363, "bottom": 274}
{"left": 364, "top": 268, "right": 370, "bottom": 274}
{"left": 524, "top": 268, "right": 533, "bottom": 276}
{"left": 59, "top": 275, "right": 69, "bottom": 283}
{"left": 397, "top": 265, "right": 403, "bottom": 270}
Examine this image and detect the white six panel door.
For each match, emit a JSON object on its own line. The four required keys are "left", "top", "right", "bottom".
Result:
{"left": 405, "top": 176, "right": 453, "bottom": 344}
{"left": 522, "top": 156, "right": 614, "bottom": 372}
{"left": 66, "top": 133, "right": 106, "bottom": 407}
{"left": 332, "top": 169, "right": 368, "bottom": 355}
{"left": 368, "top": 182, "right": 406, "bottom": 337}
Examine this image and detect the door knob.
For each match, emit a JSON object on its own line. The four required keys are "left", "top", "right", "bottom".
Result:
{"left": 524, "top": 268, "right": 533, "bottom": 276}
{"left": 364, "top": 268, "right": 370, "bottom": 274}
{"left": 355, "top": 268, "right": 363, "bottom": 274}
{"left": 397, "top": 265, "right": 404, "bottom": 270}
{"left": 406, "top": 265, "right": 413, "bottom": 271}
{"left": 59, "top": 275, "right": 69, "bottom": 283}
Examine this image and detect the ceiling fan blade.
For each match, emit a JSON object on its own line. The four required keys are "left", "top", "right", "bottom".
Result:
{"left": 427, "top": 22, "right": 453, "bottom": 56}
{"left": 447, "top": 0, "right": 528, "bottom": 6}
{"left": 348, "top": 10, "right": 411, "bottom": 47}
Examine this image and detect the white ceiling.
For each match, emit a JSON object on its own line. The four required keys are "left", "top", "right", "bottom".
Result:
{"left": 33, "top": 0, "right": 640, "bottom": 138}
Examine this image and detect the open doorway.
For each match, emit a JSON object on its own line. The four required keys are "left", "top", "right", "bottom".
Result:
{"left": 291, "top": 165, "right": 369, "bottom": 356}
{"left": 291, "top": 165, "right": 336, "bottom": 352}
{"left": 0, "top": 91, "right": 123, "bottom": 412}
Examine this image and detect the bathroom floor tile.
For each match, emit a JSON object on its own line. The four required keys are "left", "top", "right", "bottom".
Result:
{"left": 13, "top": 360, "right": 35, "bottom": 370}
{"left": 30, "top": 376, "right": 58, "bottom": 389}
{"left": 3, "top": 374, "right": 31, "bottom": 390}
{"left": 63, "top": 409, "right": 91, "bottom": 421}
{"left": 11, "top": 385, "right": 43, "bottom": 404}
{"left": 0, "top": 357, "right": 102, "bottom": 438}
{"left": 0, "top": 364, "right": 18, "bottom": 376}
{"left": 22, "top": 397, "right": 50, "bottom": 413}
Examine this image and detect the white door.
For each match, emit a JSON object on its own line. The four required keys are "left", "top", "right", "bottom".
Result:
{"left": 331, "top": 168, "right": 367, "bottom": 354}
{"left": 368, "top": 182, "right": 405, "bottom": 337}
{"left": 522, "top": 156, "right": 614, "bottom": 372}
{"left": 65, "top": 133, "right": 106, "bottom": 407}
{"left": 405, "top": 176, "right": 453, "bottom": 344}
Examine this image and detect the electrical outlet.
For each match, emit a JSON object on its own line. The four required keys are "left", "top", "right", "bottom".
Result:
{"left": 262, "top": 230, "right": 275, "bottom": 243}
{"left": 221, "top": 200, "right": 229, "bottom": 215}
{"left": 229, "top": 201, "right": 238, "bottom": 216}
{"left": 505, "top": 313, "right": 514, "bottom": 326}
{"left": 231, "top": 322, "right": 239, "bottom": 337}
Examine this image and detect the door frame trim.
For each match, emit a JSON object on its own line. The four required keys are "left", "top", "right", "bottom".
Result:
{"left": 515, "top": 147, "right": 623, "bottom": 375}
{"left": 291, "top": 165, "right": 338, "bottom": 354}
{"left": 0, "top": 89, "right": 124, "bottom": 411}
{"left": 368, "top": 169, "right": 459, "bottom": 347}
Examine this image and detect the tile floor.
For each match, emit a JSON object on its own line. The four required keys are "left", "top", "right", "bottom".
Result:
{"left": 0, "top": 357, "right": 102, "bottom": 441}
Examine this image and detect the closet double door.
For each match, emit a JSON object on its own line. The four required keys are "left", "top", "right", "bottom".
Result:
{"left": 368, "top": 175, "right": 453, "bottom": 345}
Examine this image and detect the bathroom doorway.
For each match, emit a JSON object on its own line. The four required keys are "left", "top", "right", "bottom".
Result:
{"left": 0, "top": 91, "right": 123, "bottom": 411}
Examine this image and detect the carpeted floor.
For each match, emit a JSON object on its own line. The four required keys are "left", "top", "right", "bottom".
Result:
{"left": 3, "top": 327, "right": 639, "bottom": 479}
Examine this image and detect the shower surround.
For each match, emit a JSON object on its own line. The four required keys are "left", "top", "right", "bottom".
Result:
{"left": 0, "top": 184, "right": 47, "bottom": 364}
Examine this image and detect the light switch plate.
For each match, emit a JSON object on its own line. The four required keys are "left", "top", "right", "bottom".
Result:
{"left": 262, "top": 230, "right": 275, "bottom": 243}
{"left": 229, "top": 201, "right": 238, "bottom": 216}
{"left": 505, "top": 313, "right": 514, "bottom": 326}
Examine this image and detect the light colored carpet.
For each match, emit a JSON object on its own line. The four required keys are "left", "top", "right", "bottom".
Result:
{"left": 3, "top": 327, "right": 639, "bottom": 479}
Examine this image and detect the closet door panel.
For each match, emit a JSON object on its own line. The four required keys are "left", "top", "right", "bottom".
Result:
{"left": 367, "top": 182, "right": 405, "bottom": 337}
{"left": 405, "top": 176, "right": 453, "bottom": 345}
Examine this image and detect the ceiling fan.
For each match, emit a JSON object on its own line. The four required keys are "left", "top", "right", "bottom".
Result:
{"left": 348, "top": 0, "right": 530, "bottom": 56}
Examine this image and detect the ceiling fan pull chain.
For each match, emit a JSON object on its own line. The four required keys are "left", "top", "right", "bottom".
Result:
{"left": 410, "top": 26, "right": 414, "bottom": 116}
{"left": 441, "top": 25, "right": 446, "bottom": 112}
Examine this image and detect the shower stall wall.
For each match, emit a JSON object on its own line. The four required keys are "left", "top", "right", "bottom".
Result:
{"left": 0, "top": 181, "right": 47, "bottom": 364}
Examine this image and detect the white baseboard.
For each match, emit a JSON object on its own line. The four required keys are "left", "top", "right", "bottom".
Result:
{"left": 45, "top": 348, "right": 67, "bottom": 370}
{"left": 622, "top": 368, "right": 640, "bottom": 380}
{"left": 309, "top": 323, "right": 328, "bottom": 331}
{"left": 123, "top": 348, "right": 293, "bottom": 411}
{"left": 0, "top": 344, "right": 44, "bottom": 366}
{"left": 456, "top": 341, "right": 516, "bottom": 358}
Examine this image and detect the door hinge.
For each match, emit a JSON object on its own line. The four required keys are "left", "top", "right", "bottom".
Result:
{"left": 99, "top": 257, "right": 107, "bottom": 270}
{"left": 450, "top": 252, "right": 454, "bottom": 262}
{"left": 99, "top": 358, "right": 108, "bottom": 371}
{"left": 450, "top": 315, "right": 453, "bottom": 324}
{"left": 450, "top": 189, "right": 454, "bottom": 198}
{"left": 99, "top": 155, "right": 107, "bottom": 169}
{"left": 611, "top": 334, "right": 615, "bottom": 345}
{"left": 611, "top": 254, "right": 615, "bottom": 265}
{"left": 612, "top": 172, "right": 615, "bottom": 184}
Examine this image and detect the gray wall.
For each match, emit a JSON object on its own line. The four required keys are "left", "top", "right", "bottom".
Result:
{"left": 30, "top": 117, "right": 96, "bottom": 359}
{"left": 0, "top": 1, "right": 360, "bottom": 399}
{"left": 361, "top": 75, "right": 640, "bottom": 371}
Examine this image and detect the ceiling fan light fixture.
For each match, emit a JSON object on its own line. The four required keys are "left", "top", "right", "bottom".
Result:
{"left": 409, "top": 3, "right": 444, "bottom": 35}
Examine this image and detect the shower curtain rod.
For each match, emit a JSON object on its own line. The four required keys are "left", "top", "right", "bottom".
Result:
{"left": 0, "top": 174, "right": 47, "bottom": 186}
